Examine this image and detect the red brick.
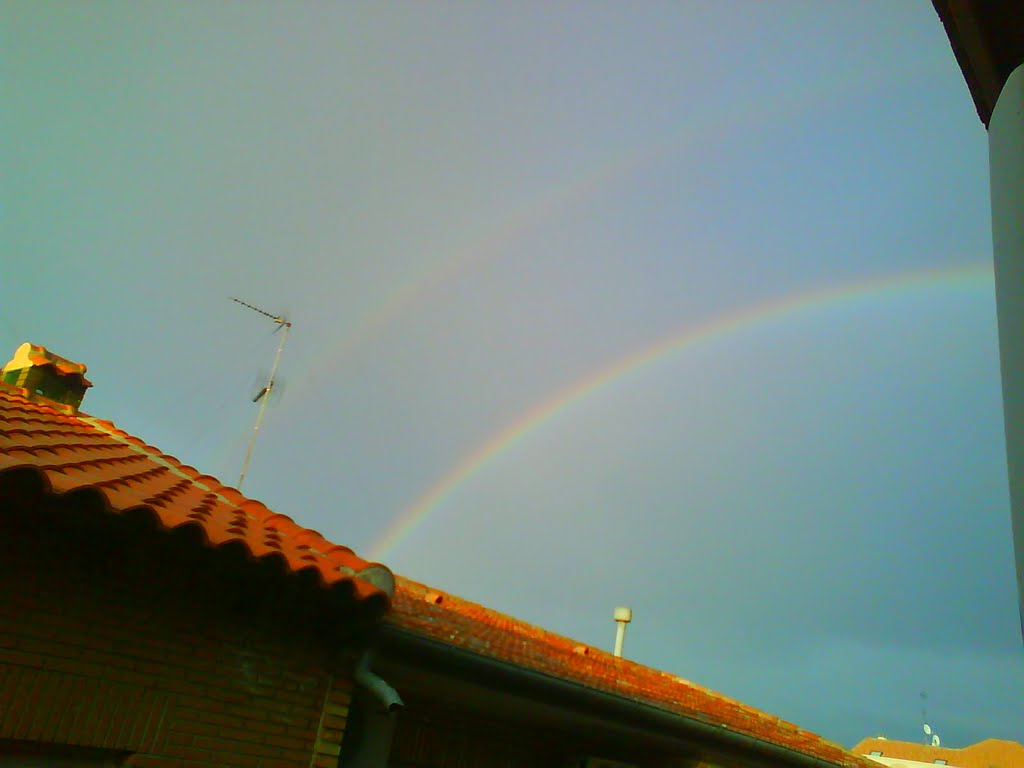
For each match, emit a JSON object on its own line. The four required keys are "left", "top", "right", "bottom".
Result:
{"left": 192, "top": 735, "right": 280, "bottom": 758}
{"left": 264, "top": 732, "right": 312, "bottom": 751}
{"left": 0, "top": 650, "right": 44, "bottom": 669}
{"left": 0, "top": 385, "right": 367, "bottom": 768}
{"left": 128, "top": 756, "right": 180, "bottom": 768}
{"left": 322, "top": 714, "right": 346, "bottom": 731}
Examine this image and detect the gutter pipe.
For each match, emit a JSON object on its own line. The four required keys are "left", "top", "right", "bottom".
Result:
{"left": 354, "top": 647, "right": 403, "bottom": 712}
{"left": 340, "top": 646, "right": 402, "bottom": 768}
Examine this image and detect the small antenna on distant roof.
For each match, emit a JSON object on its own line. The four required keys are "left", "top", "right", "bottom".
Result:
{"left": 920, "top": 692, "right": 940, "bottom": 747}
{"left": 921, "top": 691, "right": 928, "bottom": 743}
{"left": 230, "top": 297, "right": 292, "bottom": 490}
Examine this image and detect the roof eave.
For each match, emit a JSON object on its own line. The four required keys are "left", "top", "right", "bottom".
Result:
{"left": 932, "top": 0, "right": 1024, "bottom": 127}
{"left": 379, "top": 623, "right": 867, "bottom": 768}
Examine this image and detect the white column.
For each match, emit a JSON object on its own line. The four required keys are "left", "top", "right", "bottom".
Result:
{"left": 989, "top": 60, "right": 1024, "bottom": 634}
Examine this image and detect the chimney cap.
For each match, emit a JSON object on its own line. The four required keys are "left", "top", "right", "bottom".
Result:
{"left": 4, "top": 342, "right": 92, "bottom": 385}
{"left": 1, "top": 342, "right": 92, "bottom": 412}
{"left": 614, "top": 606, "right": 632, "bottom": 623}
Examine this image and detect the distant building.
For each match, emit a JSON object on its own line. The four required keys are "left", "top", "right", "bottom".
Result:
{"left": 854, "top": 737, "right": 1024, "bottom": 768}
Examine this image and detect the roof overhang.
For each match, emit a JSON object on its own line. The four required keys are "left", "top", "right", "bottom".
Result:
{"left": 0, "top": 465, "right": 389, "bottom": 641}
{"left": 378, "top": 623, "right": 870, "bottom": 768}
{"left": 0, "top": 384, "right": 394, "bottom": 628}
{"left": 932, "top": 0, "right": 1024, "bottom": 126}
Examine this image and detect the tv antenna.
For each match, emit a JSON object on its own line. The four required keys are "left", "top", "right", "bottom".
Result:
{"left": 921, "top": 692, "right": 940, "bottom": 747}
{"left": 230, "top": 297, "right": 292, "bottom": 490}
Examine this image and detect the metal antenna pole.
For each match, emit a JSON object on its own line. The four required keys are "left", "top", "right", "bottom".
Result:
{"left": 921, "top": 692, "right": 928, "bottom": 745}
{"left": 231, "top": 298, "right": 292, "bottom": 491}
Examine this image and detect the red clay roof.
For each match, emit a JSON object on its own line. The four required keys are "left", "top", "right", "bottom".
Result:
{"left": 853, "top": 738, "right": 1024, "bottom": 768}
{"left": 0, "top": 383, "right": 392, "bottom": 609}
{"left": 389, "top": 576, "right": 878, "bottom": 768}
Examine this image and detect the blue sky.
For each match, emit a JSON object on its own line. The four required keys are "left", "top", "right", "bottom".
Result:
{"left": 4, "top": 1, "right": 1021, "bottom": 748}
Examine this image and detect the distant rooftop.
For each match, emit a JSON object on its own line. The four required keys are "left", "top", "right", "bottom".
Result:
{"left": 855, "top": 738, "right": 1024, "bottom": 768}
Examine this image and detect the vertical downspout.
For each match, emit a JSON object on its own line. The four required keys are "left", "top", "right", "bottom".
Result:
{"left": 343, "top": 648, "right": 403, "bottom": 768}
{"left": 353, "top": 648, "right": 403, "bottom": 712}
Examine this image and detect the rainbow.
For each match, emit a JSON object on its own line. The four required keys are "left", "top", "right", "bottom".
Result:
{"left": 284, "top": 139, "right": 667, "bottom": 407}
{"left": 290, "top": 53, "right": 945, "bottom": 403}
{"left": 368, "top": 262, "right": 994, "bottom": 558}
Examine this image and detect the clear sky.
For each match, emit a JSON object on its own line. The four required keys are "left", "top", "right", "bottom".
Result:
{"left": 4, "top": 1, "right": 1020, "bottom": 749}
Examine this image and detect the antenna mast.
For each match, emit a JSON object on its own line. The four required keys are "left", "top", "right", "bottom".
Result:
{"left": 920, "top": 692, "right": 940, "bottom": 747}
{"left": 231, "top": 297, "right": 292, "bottom": 490}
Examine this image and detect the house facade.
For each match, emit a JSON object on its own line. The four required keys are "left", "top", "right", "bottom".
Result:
{"left": 1, "top": 344, "right": 882, "bottom": 768}
{"left": 0, "top": 346, "right": 395, "bottom": 766}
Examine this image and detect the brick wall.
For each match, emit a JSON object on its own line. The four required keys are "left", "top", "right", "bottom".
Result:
{"left": 309, "top": 678, "right": 351, "bottom": 768}
{"left": 386, "top": 691, "right": 597, "bottom": 768}
{"left": 0, "top": 498, "right": 358, "bottom": 768}
{"left": 389, "top": 704, "right": 556, "bottom": 768}
{"left": 383, "top": 680, "right": 754, "bottom": 768}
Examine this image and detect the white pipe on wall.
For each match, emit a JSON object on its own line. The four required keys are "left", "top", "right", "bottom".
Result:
{"left": 988, "top": 60, "right": 1024, "bottom": 635}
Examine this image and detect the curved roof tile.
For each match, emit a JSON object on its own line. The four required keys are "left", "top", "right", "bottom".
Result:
{"left": 0, "top": 383, "right": 392, "bottom": 612}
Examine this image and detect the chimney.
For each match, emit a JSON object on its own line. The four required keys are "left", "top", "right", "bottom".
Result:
{"left": 1, "top": 343, "right": 92, "bottom": 412}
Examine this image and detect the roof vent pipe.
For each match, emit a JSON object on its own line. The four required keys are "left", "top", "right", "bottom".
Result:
{"left": 613, "top": 606, "right": 632, "bottom": 658}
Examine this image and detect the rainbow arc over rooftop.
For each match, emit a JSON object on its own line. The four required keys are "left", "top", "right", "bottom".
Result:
{"left": 290, "top": 54, "right": 944, "bottom": 404}
{"left": 368, "top": 262, "right": 994, "bottom": 560}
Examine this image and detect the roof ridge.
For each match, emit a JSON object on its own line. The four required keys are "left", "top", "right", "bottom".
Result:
{"left": 82, "top": 415, "right": 253, "bottom": 508}
{"left": 1, "top": 386, "right": 394, "bottom": 606}
{"left": 75, "top": 413, "right": 365, "bottom": 571}
{"left": 77, "top": 413, "right": 392, "bottom": 580}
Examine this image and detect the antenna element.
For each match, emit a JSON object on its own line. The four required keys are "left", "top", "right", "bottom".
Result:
{"left": 230, "top": 298, "right": 292, "bottom": 490}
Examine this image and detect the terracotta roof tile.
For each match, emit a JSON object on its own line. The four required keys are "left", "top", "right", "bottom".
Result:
{"left": 389, "top": 577, "right": 879, "bottom": 768}
{"left": 0, "top": 383, "right": 393, "bottom": 610}
{"left": 853, "top": 738, "right": 1024, "bottom": 768}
